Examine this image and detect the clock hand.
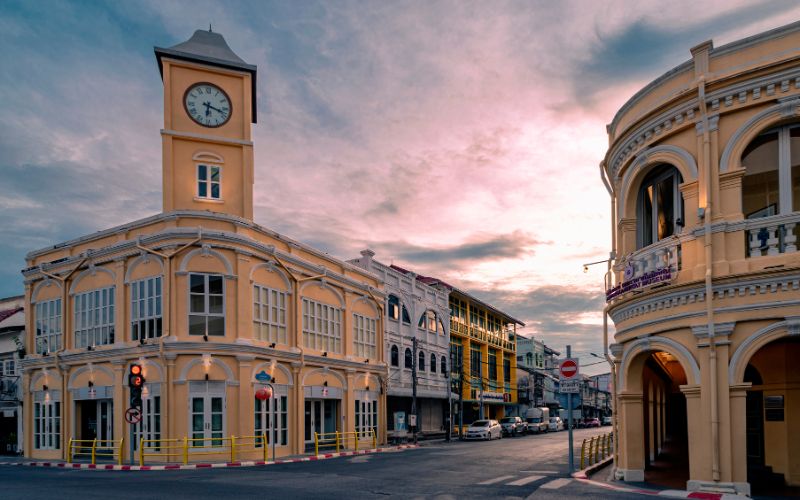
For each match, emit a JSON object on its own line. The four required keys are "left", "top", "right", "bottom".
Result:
{"left": 203, "top": 102, "right": 211, "bottom": 116}
{"left": 206, "top": 103, "right": 225, "bottom": 114}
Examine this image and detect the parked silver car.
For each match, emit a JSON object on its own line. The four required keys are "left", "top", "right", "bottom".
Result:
{"left": 466, "top": 419, "right": 502, "bottom": 440}
{"left": 500, "top": 416, "right": 527, "bottom": 436}
{"left": 548, "top": 416, "right": 564, "bottom": 432}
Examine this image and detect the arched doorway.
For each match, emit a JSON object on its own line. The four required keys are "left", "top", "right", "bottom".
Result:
{"left": 620, "top": 344, "right": 695, "bottom": 486}
{"left": 742, "top": 337, "right": 800, "bottom": 495}
{"left": 641, "top": 351, "right": 689, "bottom": 488}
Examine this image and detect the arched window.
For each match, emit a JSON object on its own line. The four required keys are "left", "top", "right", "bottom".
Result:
{"left": 525, "top": 352, "right": 533, "bottom": 366}
{"left": 441, "top": 355, "right": 447, "bottom": 374}
{"left": 742, "top": 125, "right": 800, "bottom": 218}
{"left": 390, "top": 345, "right": 399, "bottom": 367}
{"left": 388, "top": 295, "right": 400, "bottom": 321}
{"left": 637, "top": 165, "right": 684, "bottom": 249}
{"left": 430, "top": 353, "right": 437, "bottom": 373}
{"left": 401, "top": 305, "right": 411, "bottom": 324}
{"left": 404, "top": 348, "right": 412, "bottom": 369}
{"left": 418, "top": 310, "right": 437, "bottom": 332}
{"left": 418, "top": 351, "right": 426, "bottom": 371}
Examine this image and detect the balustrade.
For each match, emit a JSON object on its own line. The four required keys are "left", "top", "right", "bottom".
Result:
{"left": 746, "top": 213, "right": 799, "bottom": 257}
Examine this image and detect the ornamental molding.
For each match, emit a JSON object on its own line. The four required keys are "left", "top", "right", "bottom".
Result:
{"left": 719, "top": 95, "right": 800, "bottom": 173}
{"left": 609, "top": 66, "right": 800, "bottom": 181}
{"left": 611, "top": 273, "right": 800, "bottom": 326}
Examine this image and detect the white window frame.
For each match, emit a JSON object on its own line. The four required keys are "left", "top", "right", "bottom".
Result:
{"left": 133, "top": 392, "right": 161, "bottom": 451}
{"left": 743, "top": 125, "right": 798, "bottom": 215}
{"left": 74, "top": 287, "right": 115, "bottom": 348}
{"left": 35, "top": 298, "right": 62, "bottom": 354}
{"left": 196, "top": 163, "right": 222, "bottom": 200}
{"left": 637, "top": 165, "right": 683, "bottom": 249}
{"left": 353, "top": 314, "right": 377, "bottom": 359}
{"left": 355, "top": 399, "right": 378, "bottom": 439}
{"left": 301, "top": 298, "right": 341, "bottom": 353}
{"left": 131, "top": 276, "right": 163, "bottom": 341}
{"left": 34, "top": 395, "right": 61, "bottom": 450}
{"left": 189, "top": 273, "right": 225, "bottom": 336}
{"left": 254, "top": 390, "right": 289, "bottom": 447}
{"left": 253, "top": 284, "right": 288, "bottom": 344}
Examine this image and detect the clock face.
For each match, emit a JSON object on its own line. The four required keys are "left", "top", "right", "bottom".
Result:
{"left": 184, "top": 83, "right": 232, "bottom": 127}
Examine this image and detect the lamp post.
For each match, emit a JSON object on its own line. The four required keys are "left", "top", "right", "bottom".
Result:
{"left": 582, "top": 255, "right": 618, "bottom": 470}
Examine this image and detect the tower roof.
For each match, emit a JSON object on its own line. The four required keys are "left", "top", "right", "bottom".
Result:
{"left": 155, "top": 29, "right": 258, "bottom": 123}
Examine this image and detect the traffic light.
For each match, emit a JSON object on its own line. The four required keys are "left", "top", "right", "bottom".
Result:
{"left": 128, "top": 364, "right": 145, "bottom": 409}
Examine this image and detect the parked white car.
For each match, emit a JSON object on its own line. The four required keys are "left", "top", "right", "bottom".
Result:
{"left": 548, "top": 416, "right": 564, "bottom": 432}
{"left": 466, "top": 419, "right": 502, "bottom": 440}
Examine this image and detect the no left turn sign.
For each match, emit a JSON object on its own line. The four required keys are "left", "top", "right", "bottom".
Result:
{"left": 559, "top": 358, "right": 579, "bottom": 380}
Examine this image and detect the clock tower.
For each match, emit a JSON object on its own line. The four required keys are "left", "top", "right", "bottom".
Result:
{"left": 155, "top": 29, "right": 257, "bottom": 219}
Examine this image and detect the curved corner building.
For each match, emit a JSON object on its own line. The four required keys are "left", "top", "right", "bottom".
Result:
{"left": 602, "top": 22, "right": 800, "bottom": 496}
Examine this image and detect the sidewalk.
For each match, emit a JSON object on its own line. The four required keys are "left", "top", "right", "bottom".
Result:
{"left": 573, "top": 460, "right": 747, "bottom": 499}
{"left": 0, "top": 444, "right": 420, "bottom": 471}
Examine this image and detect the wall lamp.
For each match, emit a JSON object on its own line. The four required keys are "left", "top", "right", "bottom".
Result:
{"left": 205, "top": 373, "right": 209, "bottom": 381}
{"left": 323, "top": 380, "right": 328, "bottom": 387}
{"left": 203, "top": 334, "right": 209, "bottom": 342}
{"left": 269, "top": 343, "right": 276, "bottom": 348}
{"left": 88, "top": 381, "right": 94, "bottom": 388}
{"left": 364, "top": 359, "right": 370, "bottom": 363}
{"left": 42, "top": 385, "right": 48, "bottom": 391}
{"left": 322, "top": 352, "right": 328, "bottom": 357}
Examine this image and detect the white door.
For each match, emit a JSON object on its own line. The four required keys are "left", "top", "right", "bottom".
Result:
{"left": 189, "top": 382, "right": 225, "bottom": 448}
{"left": 97, "top": 400, "right": 113, "bottom": 442}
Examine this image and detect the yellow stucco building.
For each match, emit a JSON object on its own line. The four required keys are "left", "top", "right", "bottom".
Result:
{"left": 21, "top": 29, "right": 387, "bottom": 462}
{"left": 603, "top": 22, "right": 800, "bottom": 496}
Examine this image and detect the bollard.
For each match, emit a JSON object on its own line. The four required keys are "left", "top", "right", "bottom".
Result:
{"left": 588, "top": 437, "right": 595, "bottom": 466}
{"left": 139, "top": 438, "right": 144, "bottom": 466}
{"left": 314, "top": 432, "right": 319, "bottom": 456}
{"left": 91, "top": 438, "right": 98, "bottom": 465}
{"left": 263, "top": 432, "right": 268, "bottom": 462}
{"left": 67, "top": 438, "right": 73, "bottom": 464}
{"left": 355, "top": 432, "right": 359, "bottom": 452}
{"left": 231, "top": 435, "right": 236, "bottom": 463}
{"left": 580, "top": 439, "right": 586, "bottom": 469}
{"left": 372, "top": 429, "right": 377, "bottom": 449}
{"left": 183, "top": 437, "right": 189, "bottom": 465}
{"left": 119, "top": 437, "right": 124, "bottom": 466}
{"left": 336, "top": 432, "right": 340, "bottom": 453}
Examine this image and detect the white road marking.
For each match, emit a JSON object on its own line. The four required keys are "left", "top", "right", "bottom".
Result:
{"left": 539, "top": 478, "right": 571, "bottom": 489}
{"left": 477, "top": 475, "right": 516, "bottom": 485}
{"left": 507, "top": 475, "right": 544, "bottom": 486}
{"left": 518, "top": 470, "right": 557, "bottom": 474}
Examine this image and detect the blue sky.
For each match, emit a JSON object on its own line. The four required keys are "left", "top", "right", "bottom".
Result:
{"left": 2, "top": 0, "right": 800, "bottom": 373}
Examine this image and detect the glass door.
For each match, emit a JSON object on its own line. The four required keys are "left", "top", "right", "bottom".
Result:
{"left": 189, "top": 383, "right": 226, "bottom": 449}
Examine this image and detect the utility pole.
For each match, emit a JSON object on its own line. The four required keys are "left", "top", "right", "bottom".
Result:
{"left": 567, "top": 345, "right": 574, "bottom": 474}
{"left": 458, "top": 353, "right": 464, "bottom": 440}
{"left": 411, "top": 336, "right": 418, "bottom": 444}
{"left": 445, "top": 347, "right": 451, "bottom": 442}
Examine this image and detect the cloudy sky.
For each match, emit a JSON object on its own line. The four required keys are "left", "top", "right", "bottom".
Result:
{"left": 2, "top": 0, "right": 800, "bottom": 374}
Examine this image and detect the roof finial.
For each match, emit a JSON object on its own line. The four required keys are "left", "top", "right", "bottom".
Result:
{"left": 209, "top": 23, "right": 212, "bottom": 33}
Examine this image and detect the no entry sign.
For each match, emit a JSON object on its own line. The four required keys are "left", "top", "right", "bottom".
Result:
{"left": 559, "top": 358, "right": 579, "bottom": 381}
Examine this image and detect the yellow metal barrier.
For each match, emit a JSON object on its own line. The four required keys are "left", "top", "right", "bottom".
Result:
{"left": 314, "top": 430, "right": 378, "bottom": 456}
{"left": 580, "top": 432, "right": 613, "bottom": 469}
{"left": 67, "top": 437, "right": 124, "bottom": 465}
{"left": 139, "top": 433, "right": 271, "bottom": 466}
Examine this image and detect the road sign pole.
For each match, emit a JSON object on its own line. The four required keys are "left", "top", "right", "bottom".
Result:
{"left": 567, "top": 345, "right": 574, "bottom": 474}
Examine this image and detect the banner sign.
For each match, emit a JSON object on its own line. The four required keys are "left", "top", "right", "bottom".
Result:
{"left": 481, "top": 392, "right": 506, "bottom": 402}
{"left": 606, "top": 267, "right": 673, "bottom": 301}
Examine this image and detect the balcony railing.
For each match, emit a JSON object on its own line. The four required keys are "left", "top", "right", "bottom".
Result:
{"left": 449, "top": 320, "right": 515, "bottom": 350}
{"left": 608, "top": 237, "right": 681, "bottom": 301}
{"left": 746, "top": 213, "right": 799, "bottom": 257}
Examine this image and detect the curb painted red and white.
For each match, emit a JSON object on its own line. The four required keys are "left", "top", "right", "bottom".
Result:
{"left": 0, "top": 444, "right": 419, "bottom": 472}
{"left": 573, "top": 459, "right": 745, "bottom": 499}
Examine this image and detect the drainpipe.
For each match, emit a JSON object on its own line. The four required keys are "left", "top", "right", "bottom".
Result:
{"left": 599, "top": 161, "right": 620, "bottom": 472}
{"left": 698, "top": 76, "right": 721, "bottom": 482}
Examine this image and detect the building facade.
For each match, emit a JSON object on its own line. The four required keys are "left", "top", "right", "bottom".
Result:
{"left": 0, "top": 296, "right": 24, "bottom": 454}
{"left": 414, "top": 278, "right": 522, "bottom": 427}
{"left": 348, "top": 251, "right": 451, "bottom": 438}
{"left": 20, "top": 29, "right": 387, "bottom": 462}
{"left": 515, "top": 336, "right": 559, "bottom": 415}
{"left": 602, "top": 22, "right": 800, "bottom": 495}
